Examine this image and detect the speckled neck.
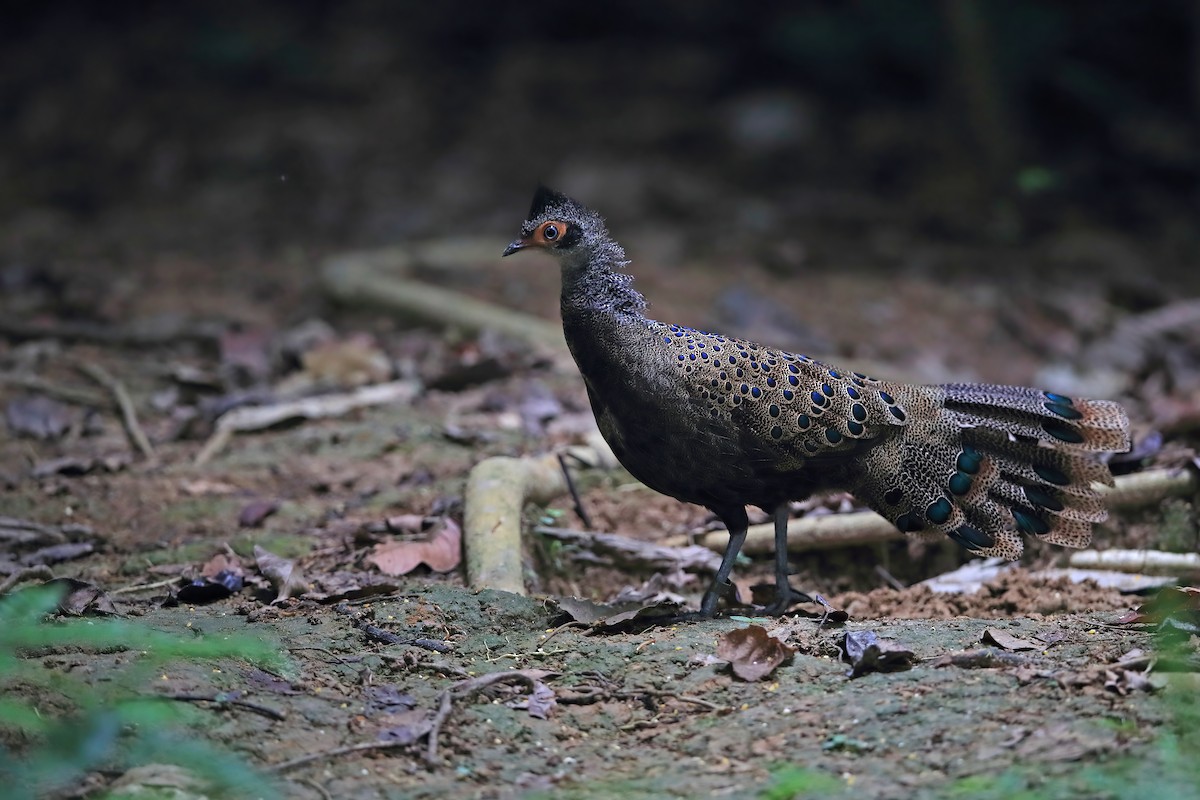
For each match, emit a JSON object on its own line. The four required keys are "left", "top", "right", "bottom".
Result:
{"left": 558, "top": 237, "right": 648, "bottom": 321}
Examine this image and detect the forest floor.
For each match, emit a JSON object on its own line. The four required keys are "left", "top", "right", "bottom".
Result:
{"left": 3, "top": 234, "right": 1199, "bottom": 799}
{"left": 3, "top": 10, "right": 1200, "bottom": 797}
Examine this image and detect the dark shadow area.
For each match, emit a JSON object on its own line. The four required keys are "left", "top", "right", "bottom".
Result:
{"left": 2, "top": 1, "right": 1197, "bottom": 266}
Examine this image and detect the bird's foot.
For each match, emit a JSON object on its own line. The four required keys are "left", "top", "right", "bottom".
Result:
{"left": 763, "top": 583, "right": 814, "bottom": 616}
{"left": 696, "top": 578, "right": 739, "bottom": 619}
{"left": 763, "top": 587, "right": 811, "bottom": 618}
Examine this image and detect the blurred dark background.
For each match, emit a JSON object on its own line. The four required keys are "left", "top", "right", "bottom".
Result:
{"left": 2, "top": 0, "right": 1198, "bottom": 288}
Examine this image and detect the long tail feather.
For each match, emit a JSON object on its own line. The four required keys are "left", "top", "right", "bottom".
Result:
{"left": 853, "top": 382, "right": 1130, "bottom": 559}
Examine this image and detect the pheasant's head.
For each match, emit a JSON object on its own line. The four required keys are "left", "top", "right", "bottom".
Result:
{"left": 502, "top": 186, "right": 639, "bottom": 313}
{"left": 502, "top": 186, "right": 611, "bottom": 268}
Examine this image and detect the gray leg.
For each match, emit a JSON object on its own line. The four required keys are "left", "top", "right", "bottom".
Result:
{"left": 766, "top": 503, "right": 814, "bottom": 614}
{"left": 772, "top": 504, "right": 791, "bottom": 598}
{"left": 698, "top": 510, "right": 748, "bottom": 617}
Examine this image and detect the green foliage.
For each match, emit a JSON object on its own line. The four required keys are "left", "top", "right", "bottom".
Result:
{"left": 0, "top": 585, "right": 286, "bottom": 799}
{"left": 1156, "top": 499, "right": 1197, "bottom": 553}
{"left": 759, "top": 765, "right": 842, "bottom": 799}
{"left": 1015, "top": 166, "right": 1060, "bottom": 195}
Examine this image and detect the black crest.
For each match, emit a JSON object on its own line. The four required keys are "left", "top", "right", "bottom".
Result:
{"left": 528, "top": 185, "right": 572, "bottom": 219}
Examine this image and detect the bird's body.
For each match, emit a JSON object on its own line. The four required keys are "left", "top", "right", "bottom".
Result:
{"left": 505, "top": 187, "right": 1131, "bottom": 617}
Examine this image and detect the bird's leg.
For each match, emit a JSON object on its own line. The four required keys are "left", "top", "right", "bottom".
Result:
{"left": 765, "top": 503, "right": 814, "bottom": 615}
{"left": 697, "top": 517, "right": 748, "bottom": 617}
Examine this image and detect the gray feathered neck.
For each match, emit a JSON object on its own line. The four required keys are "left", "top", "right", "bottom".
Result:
{"left": 523, "top": 187, "right": 648, "bottom": 318}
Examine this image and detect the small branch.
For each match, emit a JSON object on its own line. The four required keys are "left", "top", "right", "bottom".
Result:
{"left": 334, "top": 602, "right": 451, "bottom": 652}
{"left": 700, "top": 509, "right": 903, "bottom": 556}
{"left": 617, "top": 688, "right": 727, "bottom": 712}
{"left": 320, "top": 249, "right": 567, "bottom": 357}
{"left": 269, "top": 670, "right": 542, "bottom": 774}
{"left": 270, "top": 739, "right": 412, "bottom": 774}
{"left": 0, "top": 372, "right": 109, "bottom": 407}
{"left": 874, "top": 564, "right": 907, "bottom": 591}
{"left": 0, "top": 565, "right": 55, "bottom": 595}
{"left": 76, "top": 363, "right": 156, "bottom": 461}
{"left": 110, "top": 578, "right": 179, "bottom": 595}
{"left": 0, "top": 316, "right": 222, "bottom": 347}
{"left": 534, "top": 526, "right": 723, "bottom": 574}
{"left": 0, "top": 517, "right": 78, "bottom": 547}
{"left": 425, "top": 686, "right": 455, "bottom": 765}
{"left": 164, "top": 693, "right": 286, "bottom": 721}
{"left": 557, "top": 683, "right": 727, "bottom": 712}
{"left": 556, "top": 453, "right": 593, "bottom": 529}
{"left": 463, "top": 453, "right": 569, "bottom": 595}
{"left": 931, "top": 649, "right": 1041, "bottom": 670}
{"left": 538, "top": 620, "right": 590, "bottom": 645}
{"left": 1069, "top": 549, "right": 1200, "bottom": 577}
{"left": 425, "top": 671, "right": 539, "bottom": 765}
{"left": 1101, "top": 467, "right": 1199, "bottom": 510}
{"left": 298, "top": 778, "right": 333, "bottom": 800}
{"left": 195, "top": 380, "right": 420, "bottom": 465}
{"left": 287, "top": 646, "right": 362, "bottom": 669}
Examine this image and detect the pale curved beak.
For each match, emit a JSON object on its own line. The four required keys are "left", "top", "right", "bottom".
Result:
{"left": 501, "top": 238, "right": 528, "bottom": 257}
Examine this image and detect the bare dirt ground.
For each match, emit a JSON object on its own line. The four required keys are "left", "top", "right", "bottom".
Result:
{"left": 3, "top": 240, "right": 1198, "bottom": 799}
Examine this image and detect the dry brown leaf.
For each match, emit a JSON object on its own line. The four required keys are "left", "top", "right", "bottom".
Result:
{"left": 507, "top": 680, "right": 557, "bottom": 719}
{"left": 982, "top": 628, "right": 1041, "bottom": 651}
{"left": 200, "top": 549, "right": 243, "bottom": 580}
{"left": 301, "top": 333, "right": 393, "bottom": 388}
{"left": 6, "top": 395, "right": 74, "bottom": 440}
{"left": 50, "top": 577, "right": 118, "bottom": 616}
{"left": 1104, "top": 668, "right": 1153, "bottom": 695}
{"left": 219, "top": 326, "right": 272, "bottom": 387}
{"left": 366, "top": 517, "right": 462, "bottom": 575}
{"left": 238, "top": 499, "right": 279, "bottom": 528}
{"left": 254, "top": 545, "right": 307, "bottom": 603}
{"left": 839, "top": 630, "right": 915, "bottom": 678}
{"left": 716, "top": 625, "right": 794, "bottom": 682}
{"left": 1117, "top": 586, "right": 1200, "bottom": 626}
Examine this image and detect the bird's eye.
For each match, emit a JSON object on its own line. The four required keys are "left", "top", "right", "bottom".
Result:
{"left": 543, "top": 224, "right": 559, "bottom": 241}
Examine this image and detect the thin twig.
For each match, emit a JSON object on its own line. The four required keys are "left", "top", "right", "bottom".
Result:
{"left": 534, "top": 526, "right": 722, "bottom": 573}
{"left": 0, "top": 372, "right": 110, "bottom": 407}
{"left": 557, "top": 683, "right": 727, "bottom": 713}
{"left": 0, "top": 316, "right": 222, "bottom": 346}
{"left": 931, "top": 649, "right": 1043, "bottom": 669}
{"left": 288, "top": 646, "right": 362, "bottom": 669}
{"left": 556, "top": 452, "right": 593, "bottom": 529}
{"left": 874, "top": 564, "right": 907, "bottom": 591}
{"left": 163, "top": 693, "right": 286, "bottom": 721}
{"left": 538, "top": 620, "right": 589, "bottom": 645}
{"left": 270, "top": 670, "right": 542, "bottom": 774}
{"left": 0, "top": 565, "right": 55, "bottom": 595}
{"left": 425, "top": 687, "right": 455, "bottom": 765}
{"left": 270, "top": 739, "right": 415, "bottom": 774}
{"left": 110, "top": 577, "right": 178, "bottom": 595}
{"left": 298, "top": 778, "right": 333, "bottom": 800}
{"left": 334, "top": 602, "right": 451, "bottom": 652}
{"left": 195, "top": 380, "right": 420, "bottom": 465}
{"left": 375, "top": 654, "right": 471, "bottom": 678}
{"left": 77, "top": 363, "right": 156, "bottom": 460}
{"left": 426, "top": 671, "right": 538, "bottom": 765}
{"left": 616, "top": 688, "right": 727, "bottom": 712}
